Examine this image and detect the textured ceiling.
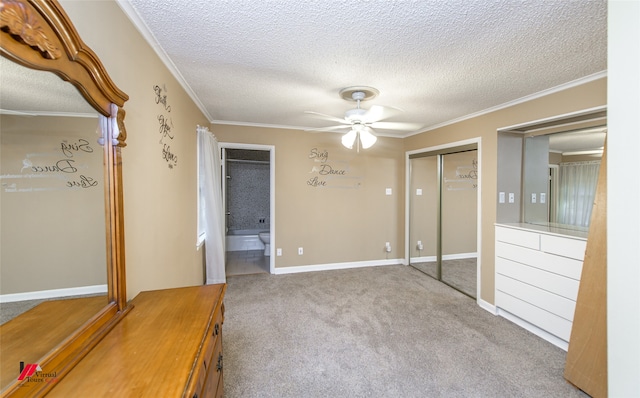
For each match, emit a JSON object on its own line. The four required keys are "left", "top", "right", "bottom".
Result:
{"left": 0, "top": 58, "right": 96, "bottom": 116}
{"left": 1, "top": 1, "right": 607, "bottom": 138}
{"left": 120, "top": 0, "right": 607, "bottom": 137}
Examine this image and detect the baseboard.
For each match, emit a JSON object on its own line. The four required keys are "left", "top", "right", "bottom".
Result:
{"left": 497, "top": 308, "right": 569, "bottom": 351}
{"left": 411, "top": 252, "right": 478, "bottom": 263}
{"left": 0, "top": 284, "right": 108, "bottom": 303}
{"left": 274, "top": 258, "right": 404, "bottom": 275}
{"left": 478, "top": 298, "right": 497, "bottom": 315}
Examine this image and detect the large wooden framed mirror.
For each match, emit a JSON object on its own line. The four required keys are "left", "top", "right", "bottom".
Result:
{"left": 1, "top": 0, "right": 129, "bottom": 395}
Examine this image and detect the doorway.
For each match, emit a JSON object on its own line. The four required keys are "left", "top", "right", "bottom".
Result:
{"left": 220, "top": 143, "right": 275, "bottom": 276}
{"left": 407, "top": 141, "right": 480, "bottom": 299}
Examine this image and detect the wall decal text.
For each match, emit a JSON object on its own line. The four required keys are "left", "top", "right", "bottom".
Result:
{"left": 3, "top": 137, "right": 99, "bottom": 192}
{"left": 306, "top": 147, "right": 361, "bottom": 189}
{"left": 153, "top": 84, "right": 177, "bottom": 169}
{"left": 445, "top": 158, "right": 478, "bottom": 191}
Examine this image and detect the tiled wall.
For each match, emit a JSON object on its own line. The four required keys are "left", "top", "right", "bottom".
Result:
{"left": 226, "top": 158, "right": 270, "bottom": 232}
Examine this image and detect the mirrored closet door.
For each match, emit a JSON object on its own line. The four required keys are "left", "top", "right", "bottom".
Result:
{"left": 409, "top": 146, "right": 478, "bottom": 299}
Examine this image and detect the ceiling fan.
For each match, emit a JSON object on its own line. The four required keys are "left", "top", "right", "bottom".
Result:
{"left": 305, "top": 86, "right": 422, "bottom": 151}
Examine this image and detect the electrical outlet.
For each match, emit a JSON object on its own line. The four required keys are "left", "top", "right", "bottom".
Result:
{"left": 508, "top": 193, "right": 515, "bottom": 203}
{"left": 531, "top": 193, "right": 537, "bottom": 204}
{"left": 417, "top": 241, "right": 424, "bottom": 250}
{"left": 298, "top": 247, "right": 303, "bottom": 255}
{"left": 385, "top": 242, "right": 392, "bottom": 253}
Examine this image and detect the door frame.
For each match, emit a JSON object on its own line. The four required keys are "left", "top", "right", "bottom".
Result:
{"left": 220, "top": 142, "right": 276, "bottom": 274}
{"left": 405, "top": 137, "right": 482, "bottom": 301}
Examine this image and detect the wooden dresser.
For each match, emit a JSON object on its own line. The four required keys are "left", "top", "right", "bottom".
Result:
{"left": 47, "top": 284, "right": 226, "bottom": 398}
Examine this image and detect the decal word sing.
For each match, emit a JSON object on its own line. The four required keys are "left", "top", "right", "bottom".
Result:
{"left": 28, "top": 138, "right": 99, "bottom": 189}
{"left": 154, "top": 84, "right": 178, "bottom": 169}
{"left": 307, "top": 148, "right": 350, "bottom": 188}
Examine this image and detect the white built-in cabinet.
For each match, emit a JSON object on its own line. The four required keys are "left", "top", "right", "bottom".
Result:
{"left": 495, "top": 224, "right": 587, "bottom": 350}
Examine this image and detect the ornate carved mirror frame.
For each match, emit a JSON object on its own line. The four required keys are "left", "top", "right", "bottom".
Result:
{"left": 1, "top": 0, "right": 130, "bottom": 395}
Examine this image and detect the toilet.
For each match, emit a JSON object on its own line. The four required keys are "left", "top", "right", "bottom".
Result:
{"left": 258, "top": 231, "right": 270, "bottom": 256}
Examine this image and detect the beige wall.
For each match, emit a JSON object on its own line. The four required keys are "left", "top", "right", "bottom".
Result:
{"left": 405, "top": 77, "right": 607, "bottom": 303}
{"left": 39, "top": 1, "right": 606, "bottom": 306}
{"left": 214, "top": 79, "right": 605, "bottom": 304}
{"left": 61, "top": 0, "right": 210, "bottom": 299}
{"left": 213, "top": 125, "right": 405, "bottom": 268}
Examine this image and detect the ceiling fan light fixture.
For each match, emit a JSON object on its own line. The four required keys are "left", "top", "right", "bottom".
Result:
{"left": 307, "top": 86, "right": 412, "bottom": 151}
{"left": 341, "top": 129, "right": 357, "bottom": 149}
{"left": 359, "top": 129, "right": 377, "bottom": 149}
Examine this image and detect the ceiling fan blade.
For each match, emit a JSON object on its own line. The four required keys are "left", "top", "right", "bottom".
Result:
{"left": 304, "top": 111, "right": 349, "bottom": 124}
{"left": 361, "top": 105, "right": 402, "bottom": 123}
{"left": 305, "top": 125, "right": 352, "bottom": 133}
{"left": 369, "top": 121, "right": 424, "bottom": 131}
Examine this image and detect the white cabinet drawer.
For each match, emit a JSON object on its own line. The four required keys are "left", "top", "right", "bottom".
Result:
{"left": 496, "top": 241, "right": 583, "bottom": 280}
{"left": 496, "top": 257, "right": 580, "bottom": 300}
{"left": 540, "top": 234, "right": 587, "bottom": 260}
{"left": 495, "top": 227, "right": 540, "bottom": 249}
{"left": 496, "top": 274, "right": 577, "bottom": 321}
{"left": 496, "top": 290, "right": 573, "bottom": 341}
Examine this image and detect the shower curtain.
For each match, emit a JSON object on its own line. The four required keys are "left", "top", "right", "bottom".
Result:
{"left": 197, "top": 126, "right": 225, "bottom": 284}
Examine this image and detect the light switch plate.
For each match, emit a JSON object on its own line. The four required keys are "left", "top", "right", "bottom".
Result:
{"left": 416, "top": 188, "right": 423, "bottom": 196}
{"left": 540, "top": 193, "right": 546, "bottom": 204}
{"left": 499, "top": 192, "right": 505, "bottom": 203}
{"left": 386, "top": 188, "right": 392, "bottom": 195}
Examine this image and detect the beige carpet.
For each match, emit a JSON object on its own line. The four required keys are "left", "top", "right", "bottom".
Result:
{"left": 222, "top": 265, "right": 586, "bottom": 397}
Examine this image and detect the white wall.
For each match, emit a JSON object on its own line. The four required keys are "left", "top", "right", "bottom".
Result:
{"left": 608, "top": 1, "right": 640, "bottom": 396}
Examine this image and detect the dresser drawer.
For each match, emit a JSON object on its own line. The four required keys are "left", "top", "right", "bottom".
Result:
{"left": 496, "top": 257, "right": 580, "bottom": 300}
{"left": 495, "top": 226, "right": 540, "bottom": 249}
{"left": 202, "top": 333, "right": 223, "bottom": 398}
{"left": 496, "top": 290, "right": 573, "bottom": 341}
{"left": 496, "top": 241, "right": 583, "bottom": 279}
{"left": 496, "top": 273, "right": 577, "bottom": 321}
{"left": 540, "top": 234, "right": 587, "bottom": 260}
{"left": 193, "top": 301, "right": 224, "bottom": 398}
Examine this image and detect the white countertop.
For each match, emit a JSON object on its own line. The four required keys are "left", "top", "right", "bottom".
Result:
{"left": 495, "top": 222, "right": 589, "bottom": 240}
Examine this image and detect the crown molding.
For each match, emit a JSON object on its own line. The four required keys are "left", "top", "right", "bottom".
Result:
{"left": 116, "top": 0, "right": 213, "bottom": 122}
{"left": 403, "top": 70, "right": 608, "bottom": 137}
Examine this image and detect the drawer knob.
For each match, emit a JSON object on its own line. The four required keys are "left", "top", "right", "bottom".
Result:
{"left": 216, "top": 354, "right": 223, "bottom": 372}
{"left": 214, "top": 323, "right": 220, "bottom": 336}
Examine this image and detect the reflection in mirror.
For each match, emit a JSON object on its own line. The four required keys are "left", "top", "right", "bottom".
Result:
{"left": 1, "top": 1, "right": 129, "bottom": 394}
{"left": 0, "top": 59, "right": 107, "bottom": 389}
{"left": 523, "top": 126, "right": 606, "bottom": 231}
{"left": 408, "top": 156, "right": 438, "bottom": 279}
{"left": 408, "top": 148, "right": 478, "bottom": 299}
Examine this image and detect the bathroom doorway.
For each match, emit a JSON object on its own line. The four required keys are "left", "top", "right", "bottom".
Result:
{"left": 407, "top": 139, "right": 481, "bottom": 299}
{"left": 220, "top": 143, "right": 275, "bottom": 276}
